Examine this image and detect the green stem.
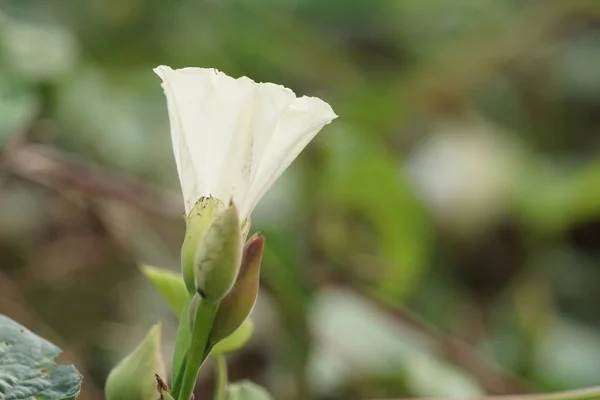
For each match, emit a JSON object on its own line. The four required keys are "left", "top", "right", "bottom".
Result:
{"left": 177, "top": 299, "right": 218, "bottom": 400}
{"left": 213, "top": 355, "right": 228, "bottom": 400}
{"left": 170, "top": 353, "right": 187, "bottom": 398}
{"left": 170, "top": 297, "right": 193, "bottom": 398}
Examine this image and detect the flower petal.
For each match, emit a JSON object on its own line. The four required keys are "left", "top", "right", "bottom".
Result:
{"left": 241, "top": 95, "right": 337, "bottom": 218}
{"left": 155, "top": 65, "right": 337, "bottom": 219}
{"left": 154, "top": 66, "right": 257, "bottom": 214}
{"left": 154, "top": 66, "right": 200, "bottom": 215}
{"left": 221, "top": 82, "right": 298, "bottom": 219}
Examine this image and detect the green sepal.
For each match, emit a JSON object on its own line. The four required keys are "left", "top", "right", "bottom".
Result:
{"left": 194, "top": 202, "right": 242, "bottom": 302}
{"left": 181, "top": 197, "right": 226, "bottom": 293}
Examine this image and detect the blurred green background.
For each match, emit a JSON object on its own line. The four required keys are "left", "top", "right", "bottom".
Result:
{"left": 1, "top": 0, "right": 600, "bottom": 399}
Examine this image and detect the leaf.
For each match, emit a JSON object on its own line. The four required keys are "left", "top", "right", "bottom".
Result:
{"left": 140, "top": 265, "right": 188, "bottom": 316}
{"left": 211, "top": 319, "right": 254, "bottom": 356}
{"left": 226, "top": 381, "right": 273, "bottom": 400}
{"left": 518, "top": 158, "right": 600, "bottom": 234}
{"left": 0, "top": 314, "right": 82, "bottom": 400}
{"left": 0, "top": 72, "right": 38, "bottom": 145}
{"left": 325, "top": 132, "right": 431, "bottom": 300}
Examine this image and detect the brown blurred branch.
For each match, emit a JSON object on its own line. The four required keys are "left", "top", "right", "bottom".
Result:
{"left": 392, "top": 0, "right": 600, "bottom": 121}
{"left": 374, "top": 385, "right": 600, "bottom": 400}
{"left": 1, "top": 128, "right": 182, "bottom": 218}
{"left": 329, "top": 278, "right": 532, "bottom": 395}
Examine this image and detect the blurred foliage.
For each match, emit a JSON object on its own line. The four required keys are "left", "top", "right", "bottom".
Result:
{"left": 1, "top": 0, "right": 600, "bottom": 399}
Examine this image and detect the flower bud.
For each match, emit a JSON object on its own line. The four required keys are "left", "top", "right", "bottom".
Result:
{"left": 194, "top": 202, "right": 242, "bottom": 302}
{"left": 209, "top": 235, "right": 264, "bottom": 345}
{"left": 105, "top": 324, "right": 165, "bottom": 400}
{"left": 181, "top": 197, "right": 226, "bottom": 293}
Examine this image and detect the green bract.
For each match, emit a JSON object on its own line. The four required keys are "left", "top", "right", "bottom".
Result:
{"left": 210, "top": 235, "right": 264, "bottom": 345}
{"left": 194, "top": 203, "right": 242, "bottom": 302}
{"left": 227, "top": 381, "right": 273, "bottom": 400}
{"left": 105, "top": 324, "right": 165, "bottom": 400}
{"left": 181, "top": 197, "right": 226, "bottom": 294}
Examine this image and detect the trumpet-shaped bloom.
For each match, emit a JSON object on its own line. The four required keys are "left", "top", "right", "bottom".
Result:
{"left": 154, "top": 65, "right": 337, "bottom": 220}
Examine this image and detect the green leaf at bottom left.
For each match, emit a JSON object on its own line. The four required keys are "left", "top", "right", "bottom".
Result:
{"left": 0, "top": 314, "right": 82, "bottom": 400}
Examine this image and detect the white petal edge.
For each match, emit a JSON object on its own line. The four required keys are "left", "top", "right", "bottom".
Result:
{"left": 240, "top": 95, "right": 337, "bottom": 218}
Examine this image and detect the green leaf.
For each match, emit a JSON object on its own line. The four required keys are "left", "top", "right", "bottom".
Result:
{"left": 226, "top": 381, "right": 273, "bottom": 400}
{"left": 140, "top": 264, "right": 187, "bottom": 316}
{"left": 212, "top": 319, "right": 254, "bottom": 356}
{"left": 0, "top": 314, "right": 82, "bottom": 400}
{"left": 325, "top": 132, "right": 431, "bottom": 300}
{"left": 0, "top": 72, "right": 38, "bottom": 145}
{"left": 518, "top": 158, "right": 600, "bottom": 234}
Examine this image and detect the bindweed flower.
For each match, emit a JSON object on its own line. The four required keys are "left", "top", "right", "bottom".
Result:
{"left": 155, "top": 65, "right": 337, "bottom": 294}
{"left": 153, "top": 67, "right": 336, "bottom": 400}
{"left": 154, "top": 65, "right": 337, "bottom": 221}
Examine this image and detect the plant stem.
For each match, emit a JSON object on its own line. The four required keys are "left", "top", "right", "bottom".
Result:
{"left": 170, "top": 296, "right": 193, "bottom": 398}
{"left": 177, "top": 299, "right": 218, "bottom": 400}
{"left": 170, "top": 353, "right": 187, "bottom": 398}
{"left": 213, "top": 355, "right": 228, "bottom": 400}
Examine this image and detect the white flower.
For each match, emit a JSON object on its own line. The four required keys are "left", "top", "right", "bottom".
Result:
{"left": 154, "top": 65, "right": 337, "bottom": 220}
